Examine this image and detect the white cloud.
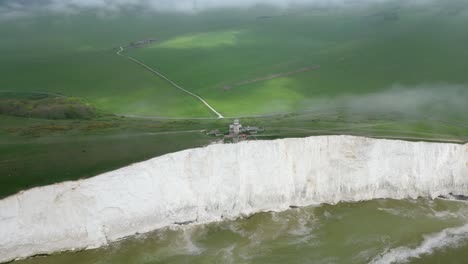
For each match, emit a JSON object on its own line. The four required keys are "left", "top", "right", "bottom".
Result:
{"left": 0, "top": 0, "right": 436, "bottom": 18}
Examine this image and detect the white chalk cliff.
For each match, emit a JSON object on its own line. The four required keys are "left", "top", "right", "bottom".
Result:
{"left": 0, "top": 136, "right": 467, "bottom": 262}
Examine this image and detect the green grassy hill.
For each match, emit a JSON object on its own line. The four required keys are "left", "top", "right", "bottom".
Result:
{"left": 1, "top": 1, "right": 467, "bottom": 118}
{"left": 129, "top": 1, "right": 468, "bottom": 116}
{"left": 0, "top": 13, "right": 219, "bottom": 117}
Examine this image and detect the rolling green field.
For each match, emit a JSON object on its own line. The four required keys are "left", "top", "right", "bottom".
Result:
{"left": 1, "top": 0, "right": 468, "bottom": 197}
{"left": 0, "top": 13, "right": 217, "bottom": 117}
{"left": 1, "top": 1, "right": 467, "bottom": 118}
{"left": 129, "top": 1, "right": 468, "bottom": 116}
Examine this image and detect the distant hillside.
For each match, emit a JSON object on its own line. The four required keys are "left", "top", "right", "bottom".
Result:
{"left": 0, "top": 97, "right": 97, "bottom": 120}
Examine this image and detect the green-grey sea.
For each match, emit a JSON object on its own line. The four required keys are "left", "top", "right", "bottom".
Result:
{"left": 15, "top": 198, "right": 468, "bottom": 264}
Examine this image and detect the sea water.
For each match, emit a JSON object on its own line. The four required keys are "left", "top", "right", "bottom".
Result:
{"left": 15, "top": 198, "right": 468, "bottom": 264}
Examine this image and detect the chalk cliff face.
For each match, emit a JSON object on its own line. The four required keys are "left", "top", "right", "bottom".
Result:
{"left": 0, "top": 136, "right": 467, "bottom": 263}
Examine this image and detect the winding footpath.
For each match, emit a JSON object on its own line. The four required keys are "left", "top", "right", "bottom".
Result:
{"left": 117, "top": 47, "right": 224, "bottom": 118}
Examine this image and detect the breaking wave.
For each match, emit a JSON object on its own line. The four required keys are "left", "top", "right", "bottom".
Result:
{"left": 0, "top": 136, "right": 466, "bottom": 263}
{"left": 370, "top": 223, "right": 468, "bottom": 264}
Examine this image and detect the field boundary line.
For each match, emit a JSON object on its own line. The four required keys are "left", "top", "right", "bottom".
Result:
{"left": 117, "top": 47, "right": 224, "bottom": 119}
{"left": 0, "top": 90, "right": 67, "bottom": 98}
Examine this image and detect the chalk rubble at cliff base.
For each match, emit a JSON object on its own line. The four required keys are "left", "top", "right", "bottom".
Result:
{"left": 0, "top": 136, "right": 467, "bottom": 263}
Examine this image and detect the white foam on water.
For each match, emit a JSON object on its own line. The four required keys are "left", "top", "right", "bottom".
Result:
{"left": 0, "top": 136, "right": 466, "bottom": 263}
{"left": 217, "top": 245, "right": 236, "bottom": 264}
{"left": 432, "top": 210, "right": 463, "bottom": 220}
{"left": 377, "top": 207, "right": 412, "bottom": 218}
{"left": 176, "top": 228, "right": 205, "bottom": 256}
{"left": 370, "top": 223, "right": 468, "bottom": 264}
{"left": 285, "top": 208, "right": 317, "bottom": 244}
{"left": 377, "top": 204, "right": 464, "bottom": 220}
{"left": 287, "top": 215, "right": 314, "bottom": 236}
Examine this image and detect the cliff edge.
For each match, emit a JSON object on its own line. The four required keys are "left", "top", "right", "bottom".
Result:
{"left": 1, "top": 136, "right": 467, "bottom": 263}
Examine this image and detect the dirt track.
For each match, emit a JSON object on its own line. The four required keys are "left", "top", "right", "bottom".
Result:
{"left": 224, "top": 65, "right": 320, "bottom": 90}
{"left": 116, "top": 47, "right": 224, "bottom": 119}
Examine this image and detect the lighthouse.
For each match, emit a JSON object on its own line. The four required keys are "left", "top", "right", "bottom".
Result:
{"left": 229, "top": 119, "right": 242, "bottom": 135}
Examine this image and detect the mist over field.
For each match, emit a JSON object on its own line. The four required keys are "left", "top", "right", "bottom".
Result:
{"left": 0, "top": 0, "right": 437, "bottom": 17}
{"left": 305, "top": 84, "right": 468, "bottom": 119}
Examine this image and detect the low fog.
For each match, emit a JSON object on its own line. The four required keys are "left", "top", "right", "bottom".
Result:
{"left": 0, "top": 0, "right": 435, "bottom": 18}
{"left": 306, "top": 84, "right": 468, "bottom": 120}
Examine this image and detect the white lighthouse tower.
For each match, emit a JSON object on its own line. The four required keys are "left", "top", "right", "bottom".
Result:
{"left": 229, "top": 118, "right": 242, "bottom": 135}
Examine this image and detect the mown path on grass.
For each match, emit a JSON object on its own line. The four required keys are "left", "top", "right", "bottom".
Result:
{"left": 117, "top": 47, "right": 224, "bottom": 119}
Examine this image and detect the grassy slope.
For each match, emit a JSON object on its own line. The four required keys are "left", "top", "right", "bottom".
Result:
{"left": 0, "top": 13, "right": 212, "bottom": 117}
{"left": 130, "top": 1, "right": 468, "bottom": 116}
